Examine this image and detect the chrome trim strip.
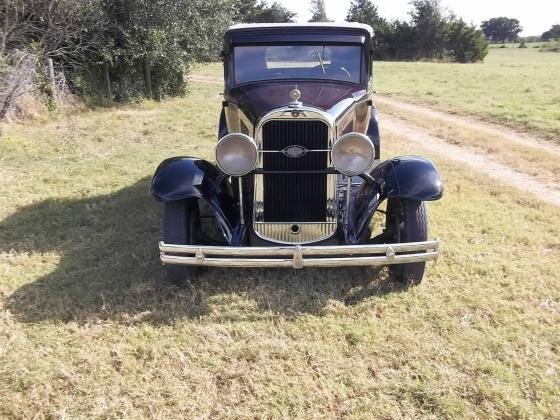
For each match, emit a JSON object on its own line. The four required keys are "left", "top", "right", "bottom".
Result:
{"left": 159, "top": 239, "right": 440, "bottom": 268}
{"left": 238, "top": 177, "right": 245, "bottom": 225}
{"left": 259, "top": 149, "right": 329, "bottom": 153}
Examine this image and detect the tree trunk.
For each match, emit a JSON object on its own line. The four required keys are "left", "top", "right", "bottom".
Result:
{"left": 143, "top": 60, "right": 152, "bottom": 99}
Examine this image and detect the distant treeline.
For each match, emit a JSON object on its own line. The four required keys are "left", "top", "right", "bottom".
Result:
{"left": 345, "top": 0, "right": 488, "bottom": 63}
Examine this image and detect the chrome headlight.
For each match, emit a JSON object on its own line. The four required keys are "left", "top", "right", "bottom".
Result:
{"left": 215, "top": 133, "right": 258, "bottom": 176}
{"left": 332, "top": 132, "right": 375, "bottom": 176}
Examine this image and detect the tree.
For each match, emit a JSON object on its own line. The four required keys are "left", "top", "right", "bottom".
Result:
{"left": 345, "top": 0, "right": 388, "bottom": 34}
{"left": 446, "top": 19, "right": 488, "bottom": 63}
{"left": 309, "top": 0, "right": 329, "bottom": 22}
{"left": 481, "top": 17, "right": 523, "bottom": 43}
{"left": 382, "top": 20, "right": 417, "bottom": 60}
{"left": 254, "top": 1, "right": 296, "bottom": 23}
{"left": 345, "top": 0, "right": 390, "bottom": 58}
{"left": 101, "top": 0, "right": 231, "bottom": 100}
{"left": 233, "top": 0, "right": 296, "bottom": 23}
{"left": 541, "top": 24, "right": 560, "bottom": 41}
{"left": 410, "top": 0, "right": 449, "bottom": 59}
{"left": 0, "top": 0, "right": 108, "bottom": 66}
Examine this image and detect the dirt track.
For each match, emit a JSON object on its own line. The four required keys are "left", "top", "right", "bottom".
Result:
{"left": 189, "top": 75, "right": 560, "bottom": 206}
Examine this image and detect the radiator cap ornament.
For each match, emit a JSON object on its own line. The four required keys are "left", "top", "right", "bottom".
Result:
{"left": 290, "top": 87, "right": 301, "bottom": 101}
{"left": 289, "top": 86, "right": 302, "bottom": 107}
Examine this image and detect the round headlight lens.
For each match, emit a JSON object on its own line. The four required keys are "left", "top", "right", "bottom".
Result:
{"left": 332, "top": 132, "right": 375, "bottom": 176}
{"left": 215, "top": 133, "right": 258, "bottom": 176}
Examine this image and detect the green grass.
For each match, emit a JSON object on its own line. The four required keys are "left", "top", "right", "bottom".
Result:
{"left": 488, "top": 42, "right": 546, "bottom": 48}
{"left": 1, "top": 81, "right": 560, "bottom": 418}
{"left": 374, "top": 48, "right": 560, "bottom": 140}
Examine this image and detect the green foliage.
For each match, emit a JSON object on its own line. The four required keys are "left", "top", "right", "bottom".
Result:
{"left": 409, "top": 0, "right": 448, "bottom": 60}
{"left": 381, "top": 20, "right": 417, "bottom": 60}
{"left": 1, "top": 0, "right": 235, "bottom": 103}
{"left": 446, "top": 19, "right": 488, "bottom": 63}
{"left": 481, "top": 17, "right": 523, "bottom": 43}
{"left": 255, "top": 2, "right": 296, "bottom": 23}
{"left": 346, "top": 0, "right": 390, "bottom": 52}
{"left": 345, "top": 0, "right": 487, "bottom": 63}
{"left": 346, "top": 0, "right": 385, "bottom": 28}
{"left": 309, "top": 0, "right": 329, "bottom": 22}
{"left": 541, "top": 24, "right": 560, "bottom": 41}
{"left": 95, "top": 0, "right": 232, "bottom": 101}
{"left": 233, "top": 0, "right": 296, "bottom": 23}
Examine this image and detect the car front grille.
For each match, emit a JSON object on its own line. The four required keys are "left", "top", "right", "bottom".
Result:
{"left": 261, "top": 120, "right": 329, "bottom": 222}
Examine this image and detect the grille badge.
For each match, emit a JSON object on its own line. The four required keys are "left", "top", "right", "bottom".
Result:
{"left": 281, "top": 145, "right": 308, "bottom": 158}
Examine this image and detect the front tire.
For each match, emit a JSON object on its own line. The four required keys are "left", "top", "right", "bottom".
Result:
{"left": 386, "top": 199, "right": 428, "bottom": 286}
{"left": 163, "top": 199, "right": 199, "bottom": 286}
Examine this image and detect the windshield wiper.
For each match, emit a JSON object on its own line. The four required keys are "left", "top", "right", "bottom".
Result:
{"left": 316, "top": 49, "right": 326, "bottom": 75}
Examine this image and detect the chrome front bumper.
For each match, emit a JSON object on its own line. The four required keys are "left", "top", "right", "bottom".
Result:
{"left": 159, "top": 239, "right": 439, "bottom": 268}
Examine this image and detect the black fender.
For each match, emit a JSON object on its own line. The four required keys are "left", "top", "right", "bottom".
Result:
{"left": 372, "top": 156, "right": 443, "bottom": 201}
{"left": 150, "top": 157, "right": 242, "bottom": 244}
{"left": 348, "top": 156, "right": 443, "bottom": 243}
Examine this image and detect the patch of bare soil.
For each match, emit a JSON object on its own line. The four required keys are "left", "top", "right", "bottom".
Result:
{"left": 189, "top": 75, "right": 223, "bottom": 84}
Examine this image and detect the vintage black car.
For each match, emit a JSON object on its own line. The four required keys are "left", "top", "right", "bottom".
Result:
{"left": 151, "top": 23, "right": 443, "bottom": 286}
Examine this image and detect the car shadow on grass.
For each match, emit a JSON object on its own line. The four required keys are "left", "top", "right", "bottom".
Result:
{"left": 2, "top": 177, "right": 406, "bottom": 325}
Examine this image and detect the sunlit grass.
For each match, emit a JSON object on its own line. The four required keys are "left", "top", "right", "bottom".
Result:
{"left": 374, "top": 48, "right": 560, "bottom": 141}
{"left": 0, "top": 79, "right": 559, "bottom": 417}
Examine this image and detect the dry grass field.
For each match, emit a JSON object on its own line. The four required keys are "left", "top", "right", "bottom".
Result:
{"left": 1, "top": 62, "right": 559, "bottom": 417}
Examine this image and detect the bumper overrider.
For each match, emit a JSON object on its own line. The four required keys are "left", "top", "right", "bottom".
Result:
{"left": 159, "top": 239, "right": 439, "bottom": 269}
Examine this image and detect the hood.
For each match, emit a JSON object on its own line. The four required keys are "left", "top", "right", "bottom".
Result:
{"left": 226, "top": 81, "right": 366, "bottom": 123}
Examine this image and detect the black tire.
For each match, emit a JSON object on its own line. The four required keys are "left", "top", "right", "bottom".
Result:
{"left": 386, "top": 199, "right": 428, "bottom": 286}
{"left": 163, "top": 199, "right": 199, "bottom": 286}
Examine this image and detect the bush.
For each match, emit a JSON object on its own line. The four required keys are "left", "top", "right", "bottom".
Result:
{"left": 540, "top": 41, "right": 560, "bottom": 53}
{"left": 447, "top": 19, "right": 488, "bottom": 63}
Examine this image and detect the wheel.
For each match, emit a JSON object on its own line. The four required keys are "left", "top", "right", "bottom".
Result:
{"left": 163, "top": 199, "right": 200, "bottom": 286}
{"left": 385, "top": 199, "right": 428, "bottom": 286}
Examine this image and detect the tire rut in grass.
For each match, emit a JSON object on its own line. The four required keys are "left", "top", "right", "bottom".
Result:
{"left": 382, "top": 115, "right": 560, "bottom": 207}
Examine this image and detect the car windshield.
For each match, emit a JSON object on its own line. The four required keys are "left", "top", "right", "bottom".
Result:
{"left": 233, "top": 45, "right": 363, "bottom": 85}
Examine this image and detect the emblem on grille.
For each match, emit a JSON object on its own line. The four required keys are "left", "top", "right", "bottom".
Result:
{"left": 281, "top": 145, "right": 308, "bottom": 158}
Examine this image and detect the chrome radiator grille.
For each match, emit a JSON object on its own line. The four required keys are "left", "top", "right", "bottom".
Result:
{"left": 253, "top": 116, "right": 337, "bottom": 244}
{"left": 261, "top": 120, "right": 329, "bottom": 222}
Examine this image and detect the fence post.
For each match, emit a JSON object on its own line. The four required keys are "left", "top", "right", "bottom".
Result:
{"left": 47, "top": 57, "right": 57, "bottom": 105}
{"left": 103, "top": 63, "right": 112, "bottom": 99}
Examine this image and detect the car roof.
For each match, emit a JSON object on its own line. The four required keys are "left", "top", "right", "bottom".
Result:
{"left": 226, "top": 22, "right": 374, "bottom": 37}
